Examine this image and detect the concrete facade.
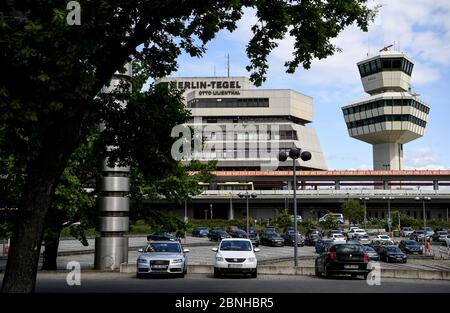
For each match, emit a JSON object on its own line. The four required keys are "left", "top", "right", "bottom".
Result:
{"left": 342, "top": 50, "right": 430, "bottom": 170}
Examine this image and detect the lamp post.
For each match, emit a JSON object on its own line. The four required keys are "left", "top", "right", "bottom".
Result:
{"left": 383, "top": 196, "right": 394, "bottom": 236}
{"left": 360, "top": 197, "right": 369, "bottom": 230}
{"left": 415, "top": 196, "right": 431, "bottom": 254}
{"left": 239, "top": 191, "right": 257, "bottom": 238}
{"left": 279, "top": 148, "right": 312, "bottom": 267}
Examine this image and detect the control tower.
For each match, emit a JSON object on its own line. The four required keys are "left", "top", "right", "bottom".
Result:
{"left": 342, "top": 46, "right": 430, "bottom": 170}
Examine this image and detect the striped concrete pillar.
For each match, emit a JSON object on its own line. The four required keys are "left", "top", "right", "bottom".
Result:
{"left": 94, "top": 62, "right": 131, "bottom": 270}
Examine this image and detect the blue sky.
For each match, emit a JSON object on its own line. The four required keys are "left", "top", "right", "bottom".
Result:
{"left": 170, "top": 0, "right": 450, "bottom": 170}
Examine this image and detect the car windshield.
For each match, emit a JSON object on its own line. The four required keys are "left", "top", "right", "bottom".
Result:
{"left": 386, "top": 246, "right": 402, "bottom": 253}
{"left": 405, "top": 241, "right": 419, "bottom": 246}
{"left": 364, "top": 246, "right": 376, "bottom": 253}
{"left": 438, "top": 231, "right": 447, "bottom": 235}
{"left": 333, "top": 234, "right": 344, "bottom": 238}
{"left": 220, "top": 240, "right": 252, "bottom": 251}
{"left": 403, "top": 227, "right": 412, "bottom": 230}
{"left": 416, "top": 231, "right": 425, "bottom": 234}
{"left": 379, "top": 235, "right": 389, "bottom": 239}
{"left": 333, "top": 245, "right": 363, "bottom": 253}
{"left": 147, "top": 243, "right": 181, "bottom": 253}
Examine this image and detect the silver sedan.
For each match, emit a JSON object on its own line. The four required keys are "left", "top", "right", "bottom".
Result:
{"left": 136, "top": 241, "right": 189, "bottom": 278}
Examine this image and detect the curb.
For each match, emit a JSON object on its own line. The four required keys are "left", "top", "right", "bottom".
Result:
{"left": 120, "top": 263, "right": 450, "bottom": 280}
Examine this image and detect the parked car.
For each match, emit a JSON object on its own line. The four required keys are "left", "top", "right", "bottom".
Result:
{"left": 431, "top": 230, "right": 449, "bottom": 242}
{"left": 372, "top": 234, "right": 394, "bottom": 245}
{"left": 290, "top": 215, "right": 303, "bottom": 223}
{"left": 208, "top": 229, "right": 231, "bottom": 242}
{"left": 231, "top": 229, "right": 248, "bottom": 239}
{"left": 212, "top": 238, "right": 260, "bottom": 278}
{"left": 355, "top": 234, "right": 371, "bottom": 245}
{"left": 400, "top": 227, "right": 414, "bottom": 237}
{"left": 444, "top": 235, "right": 450, "bottom": 247}
{"left": 315, "top": 238, "right": 334, "bottom": 254}
{"left": 136, "top": 241, "right": 189, "bottom": 278}
{"left": 226, "top": 225, "right": 239, "bottom": 235}
{"left": 262, "top": 226, "right": 277, "bottom": 234}
{"left": 378, "top": 245, "right": 407, "bottom": 263}
{"left": 347, "top": 228, "right": 367, "bottom": 240}
{"left": 248, "top": 227, "right": 260, "bottom": 247}
{"left": 421, "top": 227, "right": 435, "bottom": 237}
{"left": 305, "top": 230, "right": 322, "bottom": 246}
{"left": 399, "top": 240, "right": 423, "bottom": 255}
{"left": 315, "top": 243, "right": 371, "bottom": 279}
{"left": 318, "top": 213, "right": 344, "bottom": 224}
{"left": 331, "top": 233, "right": 346, "bottom": 243}
{"left": 282, "top": 230, "right": 305, "bottom": 246}
{"left": 147, "top": 232, "right": 179, "bottom": 242}
{"left": 191, "top": 227, "right": 209, "bottom": 237}
{"left": 362, "top": 245, "right": 379, "bottom": 262}
{"left": 260, "top": 231, "right": 285, "bottom": 247}
{"left": 328, "top": 229, "right": 343, "bottom": 236}
{"left": 410, "top": 230, "right": 430, "bottom": 242}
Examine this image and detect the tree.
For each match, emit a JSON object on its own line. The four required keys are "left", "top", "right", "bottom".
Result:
{"left": 0, "top": 0, "right": 375, "bottom": 292}
{"left": 275, "top": 209, "right": 292, "bottom": 232}
{"left": 341, "top": 199, "right": 365, "bottom": 225}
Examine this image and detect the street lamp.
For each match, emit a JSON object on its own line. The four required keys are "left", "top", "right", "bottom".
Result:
{"left": 415, "top": 196, "right": 431, "bottom": 254}
{"left": 383, "top": 196, "right": 395, "bottom": 236}
{"left": 238, "top": 191, "right": 257, "bottom": 238}
{"left": 279, "top": 148, "right": 312, "bottom": 267}
{"left": 360, "top": 197, "right": 369, "bottom": 230}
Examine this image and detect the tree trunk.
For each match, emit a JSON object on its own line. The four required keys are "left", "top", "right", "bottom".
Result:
{"left": 1, "top": 118, "right": 82, "bottom": 293}
{"left": 42, "top": 226, "right": 62, "bottom": 271}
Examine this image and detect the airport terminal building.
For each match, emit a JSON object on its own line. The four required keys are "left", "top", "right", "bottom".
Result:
{"left": 150, "top": 75, "right": 449, "bottom": 222}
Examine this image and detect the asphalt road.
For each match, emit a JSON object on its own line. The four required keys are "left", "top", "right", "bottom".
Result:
{"left": 5, "top": 272, "right": 449, "bottom": 293}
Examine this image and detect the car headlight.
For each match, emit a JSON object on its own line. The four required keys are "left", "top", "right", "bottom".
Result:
{"left": 171, "top": 258, "right": 183, "bottom": 264}
{"left": 216, "top": 257, "right": 224, "bottom": 262}
{"left": 248, "top": 257, "right": 256, "bottom": 262}
{"left": 138, "top": 258, "right": 148, "bottom": 264}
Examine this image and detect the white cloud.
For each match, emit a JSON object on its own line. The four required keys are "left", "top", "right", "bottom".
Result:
{"left": 404, "top": 147, "right": 450, "bottom": 169}
{"left": 226, "top": 0, "right": 450, "bottom": 88}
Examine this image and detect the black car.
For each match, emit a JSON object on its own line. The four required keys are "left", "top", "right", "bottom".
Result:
{"left": 147, "top": 232, "right": 179, "bottom": 242}
{"left": 378, "top": 245, "right": 407, "bottom": 263}
{"left": 191, "top": 227, "right": 209, "bottom": 237}
{"left": 399, "top": 240, "right": 423, "bottom": 255}
{"left": 362, "top": 245, "right": 379, "bottom": 261}
{"left": 230, "top": 229, "right": 248, "bottom": 238}
{"left": 260, "top": 232, "right": 285, "bottom": 247}
{"left": 283, "top": 230, "right": 305, "bottom": 246}
{"left": 248, "top": 227, "right": 260, "bottom": 247}
{"left": 315, "top": 243, "right": 371, "bottom": 279}
{"left": 207, "top": 229, "right": 231, "bottom": 241}
{"left": 315, "top": 238, "right": 334, "bottom": 253}
{"left": 305, "top": 230, "right": 322, "bottom": 246}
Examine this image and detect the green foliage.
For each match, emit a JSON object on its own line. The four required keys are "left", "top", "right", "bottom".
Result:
{"left": 318, "top": 210, "right": 339, "bottom": 230}
{"left": 342, "top": 199, "right": 365, "bottom": 224}
{"left": 274, "top": 209, "right": 292, "bottom": 231}
{"left": 142, "top": 210, "right": 187, "bottom": 238}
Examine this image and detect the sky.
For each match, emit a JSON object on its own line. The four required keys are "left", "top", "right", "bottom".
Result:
{"left": 170, "top": 0, "right": 450, "bottom": 171}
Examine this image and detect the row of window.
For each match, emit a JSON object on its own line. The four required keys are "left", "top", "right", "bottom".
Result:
{"left": 343, "top": 98, "right": 429, "bottom": 115}
{"left": 346, "top": 114, "right": 427, "bottom": 129}
{"left": 358, "top": 57, "right": 414, "bottom": 77}
{"left": 205, "top": 130, "right": 298, "bottom": 141}
{"left": 187, "top": 98, "right": 270, "bottom": 108}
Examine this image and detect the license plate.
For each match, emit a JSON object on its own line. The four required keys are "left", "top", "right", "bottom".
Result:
{"left": 397, "top": 258, "right": 403, "bottom": 261}
{"left": 228, "top": 264, "right": 243, "bottom": 268}
{"left": 344, "top": 265, "right": 358, "bottom": 269}
{"left": 151, "top": 265, "right": 167, "bottom": 269}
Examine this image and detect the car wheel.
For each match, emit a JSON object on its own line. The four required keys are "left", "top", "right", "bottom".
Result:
{"left": 350, "top": 273, "right": 357, "bottom": 278}
{"left": 213, "top": 268, "right": 221, "bottom": 278}
{"left": 403, "top": 259, "right": 407, "bottom": 264}
{"left": 324, "top": 265, "right": 331, "bottom": 279}
{"left": 136, "top": 273, "right": 144, "bottom": 279}
{"left": 251, "top": 269, "right": 257, "bottom": 278}
{"left": 363, "top": 272, "right": 369, "bottom": 280}
{"left": 315, "top": 261, "right": 321, "bottom": 277}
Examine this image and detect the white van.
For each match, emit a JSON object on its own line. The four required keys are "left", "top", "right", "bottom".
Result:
{"left": 319, "top": 213, "right": 344, "bottom": 224}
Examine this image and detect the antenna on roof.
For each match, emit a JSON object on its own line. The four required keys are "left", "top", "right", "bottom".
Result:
{"left": 213, "top": 65, "right": 216, "bottom": 77}
{"left": 379, "top": 44, "right": 394, "bottom": 52}
{"left": 226, "top": 53, "right": 230, "bottom": 77}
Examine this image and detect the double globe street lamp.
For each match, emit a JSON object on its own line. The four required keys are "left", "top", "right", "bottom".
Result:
{"left": 279, "top": 148, "right": 312, "bottom": 267}
{"left": 238, "top": 191, "right": 257, "bottom": 238}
